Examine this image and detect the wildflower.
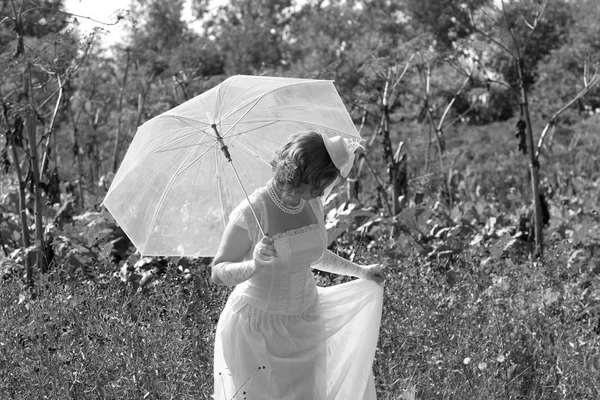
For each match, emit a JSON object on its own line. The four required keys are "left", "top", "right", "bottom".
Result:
{"left": 496, "top": 354, "right": 506, "bottom": 363}
{"left": 478, "top": 362, "right": 487, "bottom": 371}
{"left": 463, "top": 357, "right": 471, "bottom": 365}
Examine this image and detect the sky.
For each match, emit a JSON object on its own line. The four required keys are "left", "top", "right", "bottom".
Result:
{"left": 63, "top": 0, "right": 226, "bottom": 45}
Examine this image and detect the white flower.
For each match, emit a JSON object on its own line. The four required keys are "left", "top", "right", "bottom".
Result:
{"left": 463, "top": 357, "right": 471, "bottom": 365}
{"left": 497, "top": 355, "right": 506, "bottom": 363}
{"left": 478, "top": 362, "right": 487, "bottom": 371}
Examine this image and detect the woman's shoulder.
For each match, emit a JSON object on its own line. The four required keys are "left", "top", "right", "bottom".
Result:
{"left": 229, "top": 186, "right": 268, "bottom": 226}
{"left": 238, "top": 186, "right": 267, "bottom": 214}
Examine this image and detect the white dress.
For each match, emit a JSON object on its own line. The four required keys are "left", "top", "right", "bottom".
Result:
{"left": 213, "top": 190, "right": 384, "bottom": 400}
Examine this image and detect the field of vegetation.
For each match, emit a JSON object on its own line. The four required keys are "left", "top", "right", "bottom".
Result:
{"left": 2, "top": 115, "right": 599, "bottom": 399}
{"left": 1, "top": 0, "right": 600, "bottom": 398}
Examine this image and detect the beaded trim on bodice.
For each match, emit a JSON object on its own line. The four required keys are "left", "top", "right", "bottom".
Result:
{"left": 271, "top": 223, "right": 319, "bottom": 240}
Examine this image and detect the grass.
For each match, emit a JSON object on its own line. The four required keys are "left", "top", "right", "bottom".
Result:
{"left": 2, "top": 244, "right": 598, "bottom": 399}
{"left": 0, "top": 266, "right": 226, "bottom": 399}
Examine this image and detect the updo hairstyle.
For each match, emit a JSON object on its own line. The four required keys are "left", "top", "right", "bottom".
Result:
{"left": 270, "top": 131, "right": 339, "bottom": 200}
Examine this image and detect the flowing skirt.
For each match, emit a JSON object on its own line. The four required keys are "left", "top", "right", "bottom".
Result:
{"left": 213, "top": 279, "right": 384, "bottom": 400}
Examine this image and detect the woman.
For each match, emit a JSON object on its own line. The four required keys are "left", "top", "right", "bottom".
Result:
{"left": 211, "top": 131, "right": 385, "bottom": 399}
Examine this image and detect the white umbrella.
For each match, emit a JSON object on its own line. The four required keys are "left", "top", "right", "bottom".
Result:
{"left": 103, "top": 75, "right": 361, "bottom": 257}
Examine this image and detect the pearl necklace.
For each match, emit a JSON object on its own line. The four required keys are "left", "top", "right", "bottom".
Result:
{"left": 267, "top": 180, "right": 305, "bottom": 214}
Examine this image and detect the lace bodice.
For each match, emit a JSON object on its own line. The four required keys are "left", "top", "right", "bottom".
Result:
{"left": 229, "top": 191, "right": 326, "bottom": 315}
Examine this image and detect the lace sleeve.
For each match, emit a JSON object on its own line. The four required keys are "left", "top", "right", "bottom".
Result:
{"left": 229, "top": 201, "right": 249, "bottom": 230}
{"left": 227, "top": 192, "right": 266, "bottom": 249}
{"left": 313, "top": 249, "right": 366, "bottom": 279}
{"left": 310, "top": 198, "right": 366, "bottom": 278}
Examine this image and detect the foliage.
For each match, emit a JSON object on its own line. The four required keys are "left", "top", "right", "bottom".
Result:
{"left": 406, "top": 0, "right": 487, "bottom": 50}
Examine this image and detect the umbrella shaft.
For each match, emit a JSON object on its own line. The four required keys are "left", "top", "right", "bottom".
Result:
{"left": 211, "top": 123, "right": 266, "bottom": 237}
{"left": 212, "top": 124, "right": 232, "bottom": 162}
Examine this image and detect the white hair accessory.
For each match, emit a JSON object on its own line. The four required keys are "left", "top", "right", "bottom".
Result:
{"left": 322, "top": 135, "right": 363, "bottom": 178}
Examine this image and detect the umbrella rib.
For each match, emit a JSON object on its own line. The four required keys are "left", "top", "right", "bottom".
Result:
{"left": 133, "top": 125, "right": 197, "bottom": 151}
{"left": 214, "top": 145, "right": 227, "bottom": 230}
{"left": 264, "top": 118, "right": 357, "bottom": 136}
{"left": 219, "top": 80, "right": 333, "bottom": 125}
{"left": 154, "top": 132, "right": 210, "bottom": 153}
{"left": 212, "top": 140, "right": 266, "bottom": 237}
{"left": 170, "top": 116, "right": 219, "bottom": 144}
{"left": 148, "top": 116, "right": 217, "bottom": 151}
{"left": 231, "top": 140, "right": 273, "bottom": 168}
{"left": 185, "top": 151, "right": 203, "bottom": 241}
{"left": 221, "top": 95, "right": 269, "bottom": 138}
{"left": 141, "top": 146, "right": 199, "bottom": 253}
{"left": 175, "top": 145, "right": 215, "bottom": 176}
{"left": 138, "top": 117, "right": 212, "bottom": 154}
{"left": 153, "top": 114, "right": 212, "bottom": 127}
{"left": 152, "top": 117, "right": 218, "bottom": 154}
{"left": 213, "top": 147, "right": 227, "bottom": 231}
{"left": 109, "top": 129, "right": 216, "bottom": 191}
{"left": 224, "top": 121, "right": 279, "bottom": 142}
{"left": 229, "top": 163, "right": 266, "bottom": 237}
{"left": 156, "top": 141, "right": 214, "bottom": 153}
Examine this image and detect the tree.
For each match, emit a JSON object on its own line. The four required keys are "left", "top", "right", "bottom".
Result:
{"left": 400, "top": 0, "right": 599, "bottom": 255}
{"left": 104, "top": 0, "right": 226, "bottom": 172}
{"left": 206, "top": 0, "right": 293, "bottom": 75}
{"left": 0, "top": 0, "right": 94, "bottom": 278}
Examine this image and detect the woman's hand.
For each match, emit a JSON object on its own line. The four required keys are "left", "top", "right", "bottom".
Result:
{"left": 253, "top": 235, "right": 278, "bottom": 269}
{"left": 362, "top": 263, "right": 386, "bottom": 285}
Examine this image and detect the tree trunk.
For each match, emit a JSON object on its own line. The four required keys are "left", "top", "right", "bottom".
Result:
{"left": 23, "top": 65, "right": 47, "bottom": 272}
{"left": 521, "top": 93, "right": 544, "bottom": 255}
{"left": 112, "top": 48, "right": 131, "bottom": 172}
{"left": 515, "top": 56, "right": 543, "bottom": 255}
{"left": 10, "top": 145, "right": 33, "bottom": 285}
{"left": 381, "top": 102, "right": 402, "bottom": 215}
{"left": 68, "top": 108, "right": 85, "bottom": 209}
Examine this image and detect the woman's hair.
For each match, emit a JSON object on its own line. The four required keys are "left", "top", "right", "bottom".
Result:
{"left": 270, "top": 131, "right": 339, "bottom": 199}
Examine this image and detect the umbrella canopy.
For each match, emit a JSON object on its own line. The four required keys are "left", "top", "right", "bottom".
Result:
{"left": 103, "top": 75, "right": 361, "bottom": 257}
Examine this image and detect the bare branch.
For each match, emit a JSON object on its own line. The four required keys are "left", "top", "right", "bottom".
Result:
{"left": 425, "top": 63, "right": 430, "bottom": 95}
{"left": 404, "top": 88, "right": 425, "bottom": 103}
{"left": 438, "top": 73, "right": 472, "bottom": 132}
{"left": 468, "top": 3, "right": 516, "bottom": 59}
{"left": 475, "top": 59, "right": 518, "bottom": 95}
{"left": 8, "top": 0, "right": 18, "bottom": 18}
{"left": 382, "top": 70, "right": 390, "bottom": 107}
{"left": 35, "top": 38, "right": 94, "bottom": 111}
{"left": 520, "top": 14, "right": 534, "bottom": 31}
{"left": 536, "top": 69, "right": 600, "bottom": 159}
{"left": 40, "top": 74, "right": 63, "bottom": 176}
{"left": 20, "top": 7, "right": 126, "bottom": 27}
{"left": 501, "top": 0, "right": 522, "bottom": 60}
{"left": 423, "top": 96, "right": 446, "bottom": 167}
{"left": 522, "top": 0, "right": 549, "bottom": 54}
{"left": 390, "top": 54, "right": 414, "bottom": 92}
{"left": 445, "top": 57, "right": 474, "bottom": 79}
{"left": 445, "top": 98, "right": 481, "bottom": 129}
